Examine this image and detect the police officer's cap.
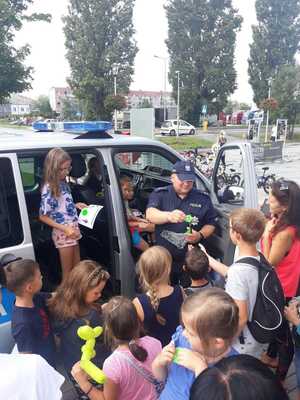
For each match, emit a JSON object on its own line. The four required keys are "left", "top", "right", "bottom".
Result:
{"left": 172, "top": 160, "right": 196, "bottom": 182}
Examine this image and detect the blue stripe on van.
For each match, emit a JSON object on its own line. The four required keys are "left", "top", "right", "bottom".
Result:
{"left": 0, "top": 288, "right": 15, "bottom": 324}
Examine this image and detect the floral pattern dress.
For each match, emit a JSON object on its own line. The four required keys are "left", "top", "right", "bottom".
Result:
{"left": 39, "top": 182, "right": 81, "bottom": 248}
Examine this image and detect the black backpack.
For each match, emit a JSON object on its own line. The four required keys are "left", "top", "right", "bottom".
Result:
{"left": 238, "top": 253, "right": 285, "bottom": 344}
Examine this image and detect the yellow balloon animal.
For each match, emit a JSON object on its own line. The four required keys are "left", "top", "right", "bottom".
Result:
{"left": 77, "top": 325, "right": 106, "bottom": 384}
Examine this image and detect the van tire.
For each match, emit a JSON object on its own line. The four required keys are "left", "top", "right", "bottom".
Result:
{"left": 170, "top": 129, "right": 176, "bottom": 136}
{"left": 189, "top": 129, "right": 195, "bottom": 135}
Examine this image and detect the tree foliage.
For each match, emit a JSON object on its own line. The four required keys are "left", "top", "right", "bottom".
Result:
{"left": 259, "top": 97, "right": 278, "bottom": 111}
{"left": 271, "top": 64, "right": 300, "bottom": 138}
{"left": 248, "top": 0, "right": 300, "bottom": 106}
{"left": 165, "top": 0, "right": 242, "bottom": 125}
{"left": 104, "top": 94, "right": 127, "bottom": 115}
{"left": 138, "top": 99, "right": 153, "bottom": 108}
{"left": 33, "top": 95, "right": 53, "bottom": 118}
{"left": 61, "top": 97, "right": 82, "bottom": 120}
{"left": 63, "top": 0, "right": 137, "bottom": 120}
{"left": 0, "top": 0, "right": 51, "bottom": 103}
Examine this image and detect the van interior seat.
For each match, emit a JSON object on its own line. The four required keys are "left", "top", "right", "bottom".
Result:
{"left": 69, "top": 154, "right": 103, "bottom": 206}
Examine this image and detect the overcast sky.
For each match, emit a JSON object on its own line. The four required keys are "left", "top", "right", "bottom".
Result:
{"left": 16, "top": 0, "right": 257, "bottom": 105}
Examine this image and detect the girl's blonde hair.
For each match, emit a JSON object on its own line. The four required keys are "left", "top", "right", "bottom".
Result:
{"left": 43, "top": 147, "right": 71, "bottom": 198}
{"left": 182, "top": 288, "right": 239, "bottom": 355}
{"left": 48, "top": 260, "right": 109, "bottom": 320}
{"left": 104, "top": 296, "right": 147, "bottom": 362}
{"left": 137, "top": 246, "right": 172, "bottom": 325}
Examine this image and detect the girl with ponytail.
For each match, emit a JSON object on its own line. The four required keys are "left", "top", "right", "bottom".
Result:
{"left": 72, "top": 296, "right": 162, "bottom": 400}
{"left": 133, "top": 246, "right": 185, "bottom": 346}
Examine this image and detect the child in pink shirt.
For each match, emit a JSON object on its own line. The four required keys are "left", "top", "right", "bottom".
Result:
{"left": 71, "top": 296, "right": 162, "bottom": 400}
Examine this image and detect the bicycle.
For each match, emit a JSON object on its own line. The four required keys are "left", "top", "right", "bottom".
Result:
{"left": 195, "top": 152, "right": 215, "bottom": 179}
{"left": 216, "top": 164, "right": 241, "bottom": 189}
{"left": 257, "top": 167, "right": 276, "bottom": 194}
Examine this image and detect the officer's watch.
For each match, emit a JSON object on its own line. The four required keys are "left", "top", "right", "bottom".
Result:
{"left": 198, "top": 231, "right": 204, "bottom": 241}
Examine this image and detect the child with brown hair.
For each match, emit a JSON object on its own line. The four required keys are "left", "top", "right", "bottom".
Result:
{"left": 48, "top": 260, "right": 111, "bottom": 377}
{"left": 133, "top": 246, "right": 185, "bottom": 346}
{"left": 184, "top": 246, "right": 213, "bottom": 296}
{"left": 0, "top": 259, "right": 56, "bottom": 367}
{"left": 207, "top": 208, "right": 268, "bottom": 358}
{"left": 152, "top": 288, "right": 239, "bottom": 400}
{"left": 71, "top": 296, "right": 162, "bottom": 400}
{"left": 120, "top": 175, "right": 154, "bottom": 252}
{"left": 39, "top": 147, "right": 87, "bottom": 280}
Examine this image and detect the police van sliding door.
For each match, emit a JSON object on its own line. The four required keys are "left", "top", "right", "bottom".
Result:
{"left": 0, "top": 154, "right": 35, "bottom": 265}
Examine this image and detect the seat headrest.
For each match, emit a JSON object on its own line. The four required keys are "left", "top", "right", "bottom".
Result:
{"left": 70, "top": 154, "right": 87, "bottom": 178}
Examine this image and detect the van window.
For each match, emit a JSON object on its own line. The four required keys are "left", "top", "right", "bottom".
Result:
{"left": 0, "top": 158, "right": 23, "bottom": 248}
{"left": 19, "top": 157, "right": 36, "bottom": 190}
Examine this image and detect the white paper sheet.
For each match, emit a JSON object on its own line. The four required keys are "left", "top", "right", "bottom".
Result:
{"left": 78, "top": 205, "right": 103, "bottom": 229}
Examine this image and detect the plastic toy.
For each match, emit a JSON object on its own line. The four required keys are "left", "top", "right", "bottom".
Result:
{"left": 77, "top": 325, "right": 106, "bottom": 384}
{"left": 185, "top": 214, "right": 199, "bottom": 234}
{"left": 173, "top": 347, "right": 184, "bottom": 364}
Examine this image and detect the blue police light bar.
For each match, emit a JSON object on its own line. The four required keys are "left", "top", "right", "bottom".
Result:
{"left": 32, "top": 120, "right": 113, "bottom": 133}
{"left": 63, "top": 121, "right": 113, "bottom": 132}
{"left": 32, "top": 121, "right": 53, "bottom": 131}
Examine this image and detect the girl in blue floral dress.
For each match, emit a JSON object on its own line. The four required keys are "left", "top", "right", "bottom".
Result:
{"left": 39, "top": 148, "right": 87, "bottom": 280}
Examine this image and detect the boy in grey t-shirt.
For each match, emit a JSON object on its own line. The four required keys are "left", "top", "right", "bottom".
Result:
{"left": 205, "top": 208, "right": 267, "bottom": 358}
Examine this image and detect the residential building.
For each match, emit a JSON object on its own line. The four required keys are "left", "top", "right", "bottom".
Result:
{"left": 49, "top": 87, "right": 73, "bottom": 114}
{"left": 127, "top": 90, "right": 176, "bottom": 109}
{"left": 0, "top": 95, "right": 34, "bottom": 117}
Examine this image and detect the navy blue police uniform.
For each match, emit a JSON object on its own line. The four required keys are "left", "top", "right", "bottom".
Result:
{"left": 147, "top": 184, "right": 218, "bottom": 283}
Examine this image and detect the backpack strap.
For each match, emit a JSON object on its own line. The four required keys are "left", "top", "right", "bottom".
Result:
{"left": 237, "top": 253, "right": 272, "bottom": 271}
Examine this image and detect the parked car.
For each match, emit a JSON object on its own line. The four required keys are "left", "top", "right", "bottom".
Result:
{"left": 160, "top": 119, "right": 196, "bottom": 136}
{"left": 0, "top": 123, "right": 258, "bottom": 352}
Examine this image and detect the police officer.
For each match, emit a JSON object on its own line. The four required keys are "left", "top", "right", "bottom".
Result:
{"left": 146, "top": 160, "right": 218, "bottom": 284}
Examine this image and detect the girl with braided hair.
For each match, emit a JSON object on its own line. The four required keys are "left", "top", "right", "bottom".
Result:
{"left": 133, "top": 246, "right": 185, "bottom": 346}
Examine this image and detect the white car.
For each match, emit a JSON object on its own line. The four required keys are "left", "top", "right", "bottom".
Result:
{"left": 160, "top": 119, "right": 196, "bottom": 136}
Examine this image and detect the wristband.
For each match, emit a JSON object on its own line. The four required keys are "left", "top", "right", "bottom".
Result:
{"left": 85, "top": 384, "right": 94, "bottom": 396}
{"left": 198, "top": 231, "right": 204, "bottom": 241}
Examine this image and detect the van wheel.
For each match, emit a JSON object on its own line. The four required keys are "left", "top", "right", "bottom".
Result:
{"left": 170, "top": 129, "right": 176, "bottom": 136}
{"left": 189, "top": 129, "right": 195, "bottom": 135}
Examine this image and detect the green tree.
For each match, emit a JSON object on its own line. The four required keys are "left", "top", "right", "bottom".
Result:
{"left": 248, "top": 0, "right": 300, "bottom": 106}
{"left": 104, "top": 94, "right": 127, "bottom": 116}
{"left": 33, "top": 95, "right": 53, "bottom": 118}
{"left": 224, "top": 100, "right": 250, "bottom": 114}
{"left": 271, "top": 65, "right": 300, "bottom": 138}
{"left": 63, "top": 0, "right": 137, "bottom": 120}
{"left": 165, "top": 0, "right": 242, "bottom": 125}
{"left": 61, "top": 97, "right": 82, "bottom": 120}
{"left": 0, "top": 0, "right": 51, "bottom": 102}
{"left": 138, "top": 99, "right": 152, "bottom": 108}
{"left": 239, "top": 102, "right": 251, "bottom": 111}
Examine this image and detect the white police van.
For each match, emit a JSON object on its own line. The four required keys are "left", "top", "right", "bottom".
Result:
{"left": 0, "top": 123, "right": 258, "bottom": 352}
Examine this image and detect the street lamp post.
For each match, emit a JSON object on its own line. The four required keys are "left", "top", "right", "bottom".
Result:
{"left": 265, "top": 77, "right": 272, "bottom": 142}
{"left": 176, "top": 70, "right": 180, "bottom": 137}
{"left": 112, "top": 63, "right": 119, "bottom": 131}
{"left": 154, "top": 55, "right": 168, "bottom": 122}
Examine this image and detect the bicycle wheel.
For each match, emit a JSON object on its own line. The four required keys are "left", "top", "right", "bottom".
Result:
{"left": 263, "top": 175, "right": 276, "bottom": 194}
{"left": 216, "top": 174, "right": 226, "bottom": 189}
{"left": 231, "top": 174, "right": 241, "bottom": 186}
